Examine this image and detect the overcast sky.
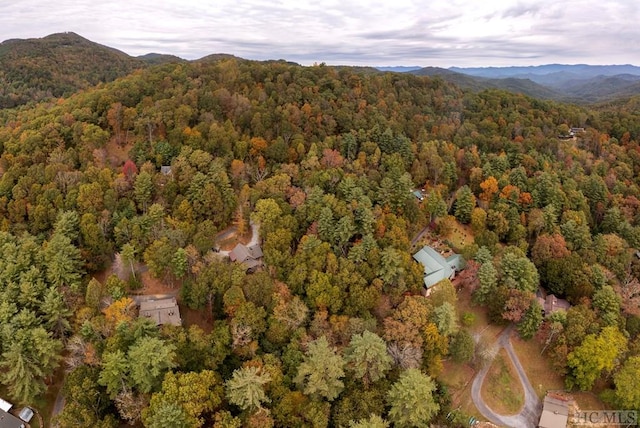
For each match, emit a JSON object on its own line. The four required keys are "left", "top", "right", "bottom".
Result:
{"left": 0, "top": 0, "right": 638, "bottom": 67}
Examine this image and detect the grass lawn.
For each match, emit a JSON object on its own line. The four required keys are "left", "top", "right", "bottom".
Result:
{"left": 572, "top": 391, "right": 609, "bottom": 411}
{"left": 481, "top": 348, "right": 524, "bottom": 415}
{"left": 510, "top": 335, "right": 565, "bottom": 399}
{"left": 439, "top": 360, "right": 481, "bottom": 419}
{"left": 444, "top": 222, "right": 474, "bottom": 252}
{"left": 456, "top": 287, "right": 504, "bottom": 341}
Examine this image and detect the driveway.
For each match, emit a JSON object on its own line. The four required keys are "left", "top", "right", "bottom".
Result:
{"left": 471, "top": 326, "right": 542, "bottom": 427}
{"left": 218, "top": 222, "right": 260, "bottom": 257}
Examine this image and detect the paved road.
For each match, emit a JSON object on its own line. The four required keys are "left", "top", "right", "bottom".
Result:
{"left": 411, "top": 224, "right": 431, "bottom": 247}
{"left": 471, "top": 326, "right": 542, "bottom": 428}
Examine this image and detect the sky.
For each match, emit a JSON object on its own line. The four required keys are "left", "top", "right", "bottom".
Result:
{"left": 0, "top": 0, "right": 638, "bottom": 67}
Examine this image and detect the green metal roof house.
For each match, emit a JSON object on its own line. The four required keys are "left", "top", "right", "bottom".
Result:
{"left": 413, "top": 246, "right": 465, "bottom": 290}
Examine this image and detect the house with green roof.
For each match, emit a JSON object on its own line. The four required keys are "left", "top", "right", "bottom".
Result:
{"left": 413, "top": 245, "right": 465, "bottom": 291}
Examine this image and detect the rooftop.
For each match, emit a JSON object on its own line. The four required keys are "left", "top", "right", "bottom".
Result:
{"left": 538, "top": 395, "right": 569, "bottom": 428}
{"left": 0, "top": 409, "right": 26, "bottom": 428}
{"left": 139, "top": 297, "right": 182, "bottom": 326}
{"left": 413, "top": 245, "right": 465, "bottom": 289}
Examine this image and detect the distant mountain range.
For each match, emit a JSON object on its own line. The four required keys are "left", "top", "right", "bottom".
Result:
{"left": 398, "top": 64, "right": 640, "bottom": 103}
{"left": 1, "top": 32, "right": 639, "bottom": 109}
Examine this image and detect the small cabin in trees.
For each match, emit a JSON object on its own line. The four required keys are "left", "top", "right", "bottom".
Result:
{"left": 0, "top": 397, "right": 28, "bottom": 428}
{"left": 412, "top": 189, "right": 425, "bottom": 201}
{"left": 413, "top": 245, "right": 465, "bottom": 291}
{"left": 536, "top": 289, "right": 570, "bottom": 316}
{"left": 538, "top": 394, "right": 570, "bottom": 428}
{"left": 229, "top": 243, "right": 263, "bottom": 272}
{"left": 138, "top": 297, "right": 182, "bottom": 326}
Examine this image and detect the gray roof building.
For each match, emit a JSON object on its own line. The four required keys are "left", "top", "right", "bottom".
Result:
{"left": 538, "top": 395, "right": 569, "bottom": 428}
{"left": 0, "top": 410, "right": 25, "bottom": 428}
{"left": 139, "top": 297, "right": 182, "bottom": 326}
{"left": 229, "top": 243, "right": 263, "bottom": 271}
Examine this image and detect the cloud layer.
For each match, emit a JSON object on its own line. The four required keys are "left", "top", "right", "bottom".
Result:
{"left": 0, "top": 0, "right": 638, "bottom": 67}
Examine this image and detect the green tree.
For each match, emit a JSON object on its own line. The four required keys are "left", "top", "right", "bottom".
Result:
{"left": 41, "top": 286, "right": 72, "bottom": 337}
{"left": 54, "top": 210, "right": 81, "bottom": 242}
{"left": 143, "top": 402, "right": 192, "bottom": 428}
{"left": 144, "top": 370, "right": 223, "bottom": 428}
{"left": 349, "top": 414, "right": 389, "bottom": 428}
{"left": 56, "top": 366, "right": 116, "bottom": 428}
{"left": 98, "top": 350, "right": 129, "bottom": 398}
{"left": 566, "top": 326, "right": 628, "bottom": 391}
{"left": 501, "top": 251, "right": 539, "bottom": 293}
{"left": 294, "top": 336, "right": 345, "bottom": 401}
{"left": 386, "top": 368, "right": 439, "bottom": 427}
{"left": 518, "top": 300, "right": 543, "bottom": 340}
{"left": 144, "top": 238, "right": 174, "bottom": 281}
{"left": 121, "top": 243, "right": 137, "bottom": 280}
{"left": 432, "top": 302, "right": 459, "bottom": 337}
{"left": 225, "top": 366, "right": 271, "bottom": 412}
{"left": 474, "top": 261, "right": 497, "bottom": 304}
{"left": 0, "top": 327, "right": 62, "bottom": 403}
{"left": 612, "top": 356, "right": 640, "bottom": 410}
{"left": 128, "top": 337, "right": 176, "bottom": 393}
{"left": 454, "top": 185, "right": 475, "bottom": 224}
{"left": 172, "top": 247, "right": 189, "bottom": 280}
{"left": 43, "top": 232, "right": 84, "bottom": 291}
{"left": 425, "top": 191, "right": 447, "bottom": 223}
{"left": 449, "top": 330, "right": 475, "bottom": 363}
{"left": 134, "top": 170, "right": 154, "bottom": 212}
{"left": 344, "top": 331, "right": 392, "bottom": 387}
{"left": 593, "top": 285, "right": 621, "bottom": 327}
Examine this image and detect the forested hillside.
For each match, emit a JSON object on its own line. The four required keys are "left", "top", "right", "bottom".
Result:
{"left": 0, "top": 58, "right": 639, "bottom": 427}
{"left": 0, "top": 32, "right": 155, "bottom": 109}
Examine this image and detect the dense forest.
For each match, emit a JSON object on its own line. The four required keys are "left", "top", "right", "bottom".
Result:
{"left": 0, "top": 54, "right": 640, "bottom": 428}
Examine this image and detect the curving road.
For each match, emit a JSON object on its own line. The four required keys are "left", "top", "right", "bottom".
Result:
{"left": 471, "top": 326, "right": 542, "bottom": 427}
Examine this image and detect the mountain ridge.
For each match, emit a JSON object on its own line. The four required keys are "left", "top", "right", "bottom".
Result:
{"left": 2, "top": 32, "right": 640, "bottom": 108}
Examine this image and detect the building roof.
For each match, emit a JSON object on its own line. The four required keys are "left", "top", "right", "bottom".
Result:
{"left": 0, "top": 409, "right": 25, "bottom": 428}
{"left": 229, "top": 243, "right": 263, "bottom": 263}
{"left": 413, "top": 246, "right": 464, "bottom": 289}
{"left": 446, "top": 253, "right": 466, "bottom": 271}
{"left": 160, "top": 165, "right": 172, "bottom": 175}
{"left": 412, "top": 190, "right": 424, "bottom": 200}
{"left": 536, "top": 290, "right": 571, "bottom": 315}
{"left": 0, "top": 399, "right": 11, "bottom": 413}
{"left": 139, "top": 297, "right": 182, "bottom": 326}
{"left": 538, "top": 395, "right": 569, "bottom": 428}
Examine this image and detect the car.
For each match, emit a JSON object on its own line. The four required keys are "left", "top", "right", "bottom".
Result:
{"left": 18, "top": 407, "right": 34, "bottom": 423}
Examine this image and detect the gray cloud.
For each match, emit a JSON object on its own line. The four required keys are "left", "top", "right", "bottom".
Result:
{"left": 0, "top": 0, "right": 638, "bottom": 67}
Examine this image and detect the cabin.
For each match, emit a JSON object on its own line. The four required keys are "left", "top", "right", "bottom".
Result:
{"left": 413, "top": 245, "right": 465, "bottom": 292}
{"left": 412, "top": 190, "right": 425, "bottom": 201}
{"left": 538, "top": 394, "right": 570, "bottom": 428}
{"left": 0, "top": 398, "right": 26, "bottom": 428}
{"left": 229, "top": 243, "right": 263, "bottom": 272}
{"left": 160, "top": 165, "right": 172, "bottom": 175}
{"left": 138, "top": 297, "right": 182, "bottom": 326}
{"left": 536, "top": 289, "right": 571, "bottom": 316}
